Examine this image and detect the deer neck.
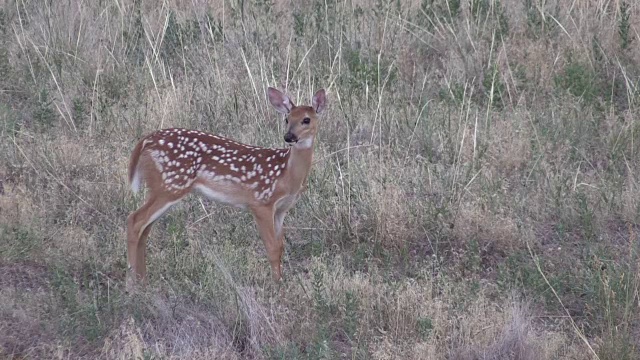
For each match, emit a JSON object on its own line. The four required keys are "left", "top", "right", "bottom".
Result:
{"left": 286, "top": 138, "right": 314, "bottom": 193}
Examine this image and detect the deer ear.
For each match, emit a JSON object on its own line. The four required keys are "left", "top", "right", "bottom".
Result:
{"left": 268, "top": 87, "right": 294, "bottom": 114}
{"left": 312, "top": 89, "right": 327, "bottom": 114}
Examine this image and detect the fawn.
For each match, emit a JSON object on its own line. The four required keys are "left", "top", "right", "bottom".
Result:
{"left": 126, "top": 87, "right": 327, "bottom": 284}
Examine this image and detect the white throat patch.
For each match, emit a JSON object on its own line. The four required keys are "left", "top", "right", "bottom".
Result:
{"left": 294, "top": 138, "right": 314, "bottom": 149}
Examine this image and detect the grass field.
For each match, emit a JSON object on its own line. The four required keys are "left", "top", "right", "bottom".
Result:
{"left": 1, "top": 0, "right": 640, "bottom": 359}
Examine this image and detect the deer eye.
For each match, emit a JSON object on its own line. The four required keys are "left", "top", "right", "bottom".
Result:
{"left": 302, "top": 117, "right": 311, "bottom": 124}
{"left": 285, "top": 117, "right": 289, "bottom": 124}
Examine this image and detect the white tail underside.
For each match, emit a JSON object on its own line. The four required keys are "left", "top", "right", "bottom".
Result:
{"left": 130, "top": 167, "right": 142, "bottom": 193}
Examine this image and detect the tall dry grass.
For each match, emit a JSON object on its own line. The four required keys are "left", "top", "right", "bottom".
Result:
{"left": 1, "top": 0, "right": 640, "bottom": 358}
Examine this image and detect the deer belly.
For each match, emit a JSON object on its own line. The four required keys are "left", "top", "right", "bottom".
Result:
{"left": 194, "top": 183, "right": 247, "bottom": 209}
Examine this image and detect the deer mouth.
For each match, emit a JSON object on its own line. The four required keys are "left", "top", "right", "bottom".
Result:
{"left": 284, "top": 133, "right": 298, "bottom": 144}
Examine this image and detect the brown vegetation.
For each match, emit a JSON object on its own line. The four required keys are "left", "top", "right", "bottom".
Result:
{"left": 1, "top": 0, "right": 640, "bottom": 358}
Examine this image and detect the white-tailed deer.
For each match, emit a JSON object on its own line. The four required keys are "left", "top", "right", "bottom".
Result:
{"left": 126, "top": 87, "right": 327, "bottom": 284}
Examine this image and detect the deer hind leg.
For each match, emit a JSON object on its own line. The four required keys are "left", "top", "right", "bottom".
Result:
{"left": 127, "top": 197, "right": 153, "bottom": 281}
{"left": 127, "top": 195, "right": 179, "bottom": 284}
{"left": 252, "top": 206, "right": 284, "bottom": 281}
{"left": 135, "top": 225, "right": 153, "bottom": 282}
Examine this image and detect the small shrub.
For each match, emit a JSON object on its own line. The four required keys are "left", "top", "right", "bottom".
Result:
{"left": 0, "top": 225, "right": 41, "bottom": 261}
{"left": 575, "top": 191, "right": 596, "bottom": 242}
{"left": 483, "top": 63, "right": 506, "bottom": 109}
{"left": 0, "top": 9, "right": 6, "bottom": 34}
{"left": 471, "top": 0, "right": 489, "bottom": 20}
{"left": 471, "top": 0, "right": 509, "bottom": 37}
{"left": 293, "top": 12, "right": 305, "bottom": 38}
{"left": 33, "top": 88, "right": 57, "bottom": 130}
{"left": 579, "top": 238, "right": 640, "bottom": 353}
{"left": 72, "top": 97, "right": 87, "bottom": 128}
{"left": 618, "top": 2, "right": 632, "bottom": 50}
{"left": 419, "top": 0, "right": 461, "bottom": 26}
{"left": 554, "top": 59, "right": 598, "bottom": 103}
{"left": 343, "top": 290, "right": 359, "bottom": 340}
{"left": 205, "top": 13, "right": 224, "bottom": 43}
{"left": 439, "top": 81, "right": 466, "bottom": 105}
{"left": 524, "top": 0, "right": 555, "bottom": 38}
{"left": 416, "top": 316, "right": 433, "bottom": 340}
{"left": 265, "top": 343, "right": 304, "bottom": 360}
{"left": 0, "top": 103, "right": 20, "bottom": 136}
{"left": 160, "top": 11, "right": 201, "bottom": 65}
{"left": 312, "top": 268, "right": 329, "bottom": 316}
{"left": 51, "top": 266, "right": 106, "bottom": 342}
{"left": 123, "top": 5, "right": 145, "bottom": 65}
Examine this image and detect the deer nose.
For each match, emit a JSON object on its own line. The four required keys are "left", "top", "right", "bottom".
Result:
{"left": 284, "top": 132, "right": 297, "bottom": 143}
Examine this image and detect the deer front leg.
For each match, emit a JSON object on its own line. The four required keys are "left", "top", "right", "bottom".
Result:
{"left": 274, "top": 206, "right": 289, "bottom": 261}
{"left": 252, "top": 206, "right": 283, "bottom": 281}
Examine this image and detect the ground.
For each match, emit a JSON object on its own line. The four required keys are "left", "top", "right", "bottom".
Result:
{"left": 1, "top": 0, "right": 639, "bottom": 359}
